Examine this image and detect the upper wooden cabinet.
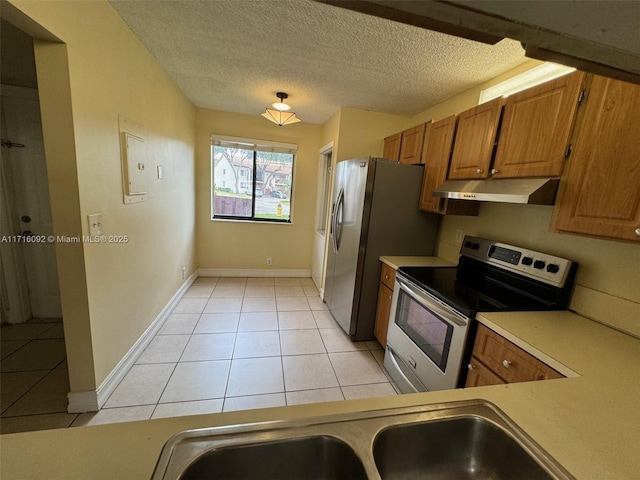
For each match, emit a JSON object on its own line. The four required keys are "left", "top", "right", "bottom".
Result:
{"left": 419, "top": 116, "right": 456, "bottom": 212}
{"left": 418, "top": 117, "right": 480, "bottom": 216}
{"left": 398, "top": 123, "right": 427, "bottom": 164}
{"left": 448, "top": 97, "right": 503, "bottom": 179}
{"left": 552, "top": 75, "right": 640, "bottom": 242}
{"left": 383, "top": 124, "right": 428, "bottom": 164}
{"left": 492, "top": 71, "right": 585, "bottom": 178}
{"left": 382, "top": 132, "right": 401, "bottom": 161}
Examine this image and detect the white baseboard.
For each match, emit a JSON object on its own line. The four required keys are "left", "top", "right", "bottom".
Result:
{"left": 66, "top": 272, "right": 197, "bottom": 413}
{"left": 198, "top": 268, "right": 311, "bottom": 278}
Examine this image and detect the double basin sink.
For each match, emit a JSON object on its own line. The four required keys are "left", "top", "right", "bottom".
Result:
{"left": 151, "top": 399, "right": 574, "bottom": 480}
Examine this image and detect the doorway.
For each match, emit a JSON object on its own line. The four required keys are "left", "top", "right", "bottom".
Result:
{"left": 311, "top": 143, "right": 334, "bottom": 297}
{"left": 1, "top": 19, "right": 61, "bottom": 324}
{"left": 0, "top": 19, "right": 70, "bottom": 433}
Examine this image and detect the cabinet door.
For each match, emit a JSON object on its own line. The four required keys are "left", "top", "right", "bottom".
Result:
{"left": 418, "top": 116, "right": 456, "bottom": 213}
{"left": 553, "top": 75, "right": 640, "bottom": 242}
{"left": 398, "top": 124, "right": 426, "bottom": 164}
{"left": 465, "top": 357, "right": 506, "bottom": 387}
{"left": 492, "top": 71, "right": 584, "bottom": 178}
{"left": 383, "top": 132, "right": 401, "bottom": 161}
{"left": 374, "top": 282, "right": 394, "bottom": 348}
{"left": 448, "top": 97, "right": 503, "bottom": 179}
{"left": 472, "top": 324, "right": 563, "bottom": 384}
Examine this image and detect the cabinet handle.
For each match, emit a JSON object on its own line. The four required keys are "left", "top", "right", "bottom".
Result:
{"left": 502, "top": 359, "right": 512, "bottom": 368}
{"left": 490, "top": 169, "right": 499, "bottom": 175}
{"left": 635, "top": 227, "right": 640, "bottom": 236}
{"left": 476, "top": 169, "right": 483, "bottom": 174}
{"left": 384, "top": 274, "right": 389, "bottom": 279}
{"left": 468, "top": 363, "right": 476, "bottom": 370}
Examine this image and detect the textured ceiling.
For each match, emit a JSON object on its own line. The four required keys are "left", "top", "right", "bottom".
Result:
{"left": 109, "top": 0, "right": 526, "bottom": 124}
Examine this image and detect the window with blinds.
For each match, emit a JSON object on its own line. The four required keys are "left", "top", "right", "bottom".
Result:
{"left": 210, "top": 135, "right": 297, "bottom": 222}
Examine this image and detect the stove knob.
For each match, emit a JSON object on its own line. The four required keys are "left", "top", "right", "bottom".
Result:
{"left": 471, "top": 243, "right": 480, "bottom": 250}
{"left": 533, "top": 260, "right": 546, "bottom": 269}
{"left": 521, "top": 257, "right": 533, "bottom": 266}
{"left": 464, "top": 241, "right": 472, "bottom": 248}
{"left": 546, "top": 264, "right": 560, "bottom": 274}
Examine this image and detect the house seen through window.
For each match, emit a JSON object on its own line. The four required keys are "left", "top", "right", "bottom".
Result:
{"left": 211, "top": 135, "right": 296, "bottom": 222}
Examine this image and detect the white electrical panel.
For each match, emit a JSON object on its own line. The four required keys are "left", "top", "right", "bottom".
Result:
{"left": 119, "top": 116, "right": 147, "bottom": 204}
{"left": 123, "top": 132, "right": 147, "bottom": 195}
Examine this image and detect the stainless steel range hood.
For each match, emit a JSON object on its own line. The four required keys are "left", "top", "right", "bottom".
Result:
{"left": 433, "top": 178, "right": 559, "bottom": 205}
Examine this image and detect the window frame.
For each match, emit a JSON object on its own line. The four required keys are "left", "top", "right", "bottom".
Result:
{"left": 210, "top": 135, "right": 297, "bottom": 224}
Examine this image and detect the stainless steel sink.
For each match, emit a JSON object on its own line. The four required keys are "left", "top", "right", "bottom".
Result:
{"left": 374, "top": 416, "right": 554, "bottom": 479}
{"left": 177, "top": 435, "right": 366, "bottom": 480}
{"left": 151, "top": 400, "right": 574, "bottom": 480}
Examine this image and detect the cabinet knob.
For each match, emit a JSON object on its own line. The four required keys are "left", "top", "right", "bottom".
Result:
{"left": 467, "top": 363, "right": 476, "bottom": 371}
{"left": 635, "top": 227, "right": 640, "bottom": 236}
{"left": 502, "top": 359, "right": 512, "bottom": 368}
{"left": 476, "top": 169, "right": 483, "bottom": 174}
{"left": 490, "top": 169, "right": 499, "bottom": 175}
{"left": 384, "top": 274, "right": 389, "bottom": 279}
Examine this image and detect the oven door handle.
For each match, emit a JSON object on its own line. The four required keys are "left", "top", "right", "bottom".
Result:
{"left": 397, "top": 277, "right": 468, "bottom": 328}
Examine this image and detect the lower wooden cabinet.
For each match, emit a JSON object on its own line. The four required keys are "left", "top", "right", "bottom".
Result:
{"left": 465, "top": 324, "right": 563, "bottom": 388}
{"left": 374, "top": 263, "right": 396, "bottom": 348}
{"left": 466, "top": 358, "right": 506, "bottom": 387}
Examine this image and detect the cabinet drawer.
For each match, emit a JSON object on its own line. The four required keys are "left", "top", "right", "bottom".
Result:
{"left": 472, "top": 324, "right": 563, "bottom": 383}
{"left": 380, "top": 263, "right": 396, "bottom": 290}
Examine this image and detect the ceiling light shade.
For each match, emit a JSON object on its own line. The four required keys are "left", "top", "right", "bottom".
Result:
{"left": 262, "top": 92, "right": 301, "bottom": 126}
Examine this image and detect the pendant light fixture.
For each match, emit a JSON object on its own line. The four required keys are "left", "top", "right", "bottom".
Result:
{"left": 261, "top": 92, "right": 301, "bottom": 126}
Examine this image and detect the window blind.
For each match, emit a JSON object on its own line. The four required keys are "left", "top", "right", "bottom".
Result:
{"left": 211, "top": 135, "right": 297, "bottom": 155}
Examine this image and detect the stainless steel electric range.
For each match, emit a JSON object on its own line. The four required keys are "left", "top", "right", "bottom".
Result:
{"left": 384, "top": 236, "right": 577, "bottom": 393}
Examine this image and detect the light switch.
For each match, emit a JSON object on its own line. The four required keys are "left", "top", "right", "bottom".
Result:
{"left": 157, "top": 165, "right": 163, "bottom": 179}
{"left": 88, "top": 213, "right": 103, "bottom": 236}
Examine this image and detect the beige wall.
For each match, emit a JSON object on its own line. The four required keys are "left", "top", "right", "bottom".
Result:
{"left": 9, "top": 1, "right": 196, "bottom": 391}
{"left": 334, "top": 107, "right": 410, "bottom": 161}
{"left": 410, "top": 60, "right": 640, "bottom": 335}
{"left": 195, "top": 108, "right": 322, "bottom": 272}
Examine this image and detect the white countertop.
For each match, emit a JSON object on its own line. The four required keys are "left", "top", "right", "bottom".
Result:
{"left": 1, "top": 310, "right": 639, "bottom": 479}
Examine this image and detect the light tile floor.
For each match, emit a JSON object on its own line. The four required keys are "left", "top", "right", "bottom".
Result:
{"left": 1, "top": 277, "right": 398, "bottom": 434}
{"left": 0, "top": 318, "right": 76, "bottom": 434}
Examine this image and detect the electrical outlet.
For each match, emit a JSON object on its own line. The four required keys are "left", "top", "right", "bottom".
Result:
{"left": 266, "top": 257, "right": 273, "bottom": 266}
{"left": 455, "top": 229, "right": 464, "bottom": 245}
{"left": 88, "top": 213, "right": 103, "bottom": 236}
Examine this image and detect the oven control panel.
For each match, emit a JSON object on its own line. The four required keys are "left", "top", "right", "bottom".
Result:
{"left": 461, "top": 236, "right": 574, "bottom": 288}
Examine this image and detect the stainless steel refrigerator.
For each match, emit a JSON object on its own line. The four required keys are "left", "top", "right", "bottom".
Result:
{"left": 324, "top": 157, "right": 440, "bottom": 341}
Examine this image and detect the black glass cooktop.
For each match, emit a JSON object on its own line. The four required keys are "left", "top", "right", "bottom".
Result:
{"left": 397, "top": 263, "right": 564, "bottom": 317}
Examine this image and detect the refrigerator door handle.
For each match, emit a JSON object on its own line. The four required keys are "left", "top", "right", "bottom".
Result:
{"left": 330, "top": 201, "right": 337, "bottom": 253}
{"left": 334, "top": 188, "right": 345, "bottom": 252}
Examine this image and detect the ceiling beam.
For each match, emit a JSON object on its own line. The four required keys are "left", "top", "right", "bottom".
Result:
{"left": 316, "top": 0, "right": 640, "bottom": 85}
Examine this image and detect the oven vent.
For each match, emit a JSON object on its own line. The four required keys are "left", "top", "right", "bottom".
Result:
{"left": 432, "top": 178, "right": 559, "bottom": 205}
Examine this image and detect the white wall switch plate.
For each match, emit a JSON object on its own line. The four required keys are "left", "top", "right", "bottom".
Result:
{"left": 157, "top": 165, "right": 163, "bottom": 179}
{"left": 88, "top": 213, "right": 103, "bottom": 236}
